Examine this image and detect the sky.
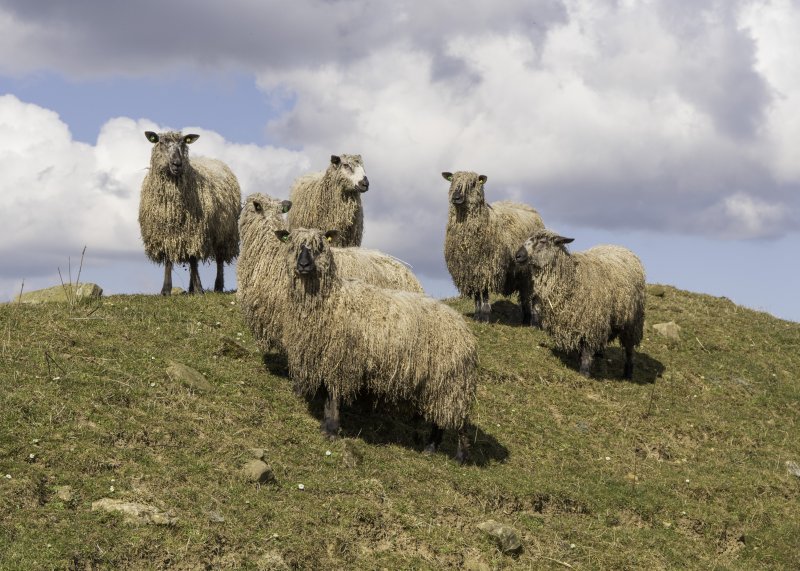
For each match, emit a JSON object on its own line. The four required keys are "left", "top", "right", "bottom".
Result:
{"left": 0, "top": 0, "right": 798, "bottom": 322}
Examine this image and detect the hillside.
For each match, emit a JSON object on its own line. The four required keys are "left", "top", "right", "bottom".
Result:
{"left": 1, "top": 285, "right": 798, "bottom": 570}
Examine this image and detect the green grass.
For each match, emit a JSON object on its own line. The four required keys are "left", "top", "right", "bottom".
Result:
{"left": 1, "top": 285, "right": 798, "bottom": 569}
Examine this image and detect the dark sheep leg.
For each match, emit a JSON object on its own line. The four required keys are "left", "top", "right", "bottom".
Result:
{"left": 472, "top": 293, "right": 483, "bottom": 322}
{"left": 161, "top": 260, "right": 173, "bottom": 296}
{"left": 480, "top": 289, "right": 491, "bottom": 322}
{"left": 188, "top": 256, "right": 204, "bottom": 294}
{"left": 322, "top": 387, "right": 340, "bottom": 439}
{"left": 579, "top": 345, "right": 594, "bottom": 378}
{"left": 424, "top": 423, "right": 444, "bottom": 454}
{"left": 213, "top": 258, "right": 225, "bottom": 293}
{"left": 455, "top": 425, "right": 470, "bottom": 465}
{"left": 623, "top": 344, "right": 635, "bottom": 380}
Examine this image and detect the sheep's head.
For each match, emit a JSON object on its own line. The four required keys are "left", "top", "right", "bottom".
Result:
{"left": 515, "top": 229, "right": 574, "bottom": 271}
{"left": 145, "top": 130, "right": 199, "bottom": 178}
{"left": 239, "top": 192, "right": 292, "bottom": 237}
{"left": 442, "top": 171, "right": 487, "bottom": 210}
{"left": 329, "top": 154, "right": 369, "bottom": 193}
{"left": 274, "top": 228, "right": 339, "bottom": 295}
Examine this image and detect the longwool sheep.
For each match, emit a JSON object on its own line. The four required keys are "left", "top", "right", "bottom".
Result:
{"left": 442, "top": 171, "right": 544, "bottom": 324}
{"left": 515, "top": 229, "right": 646, "bottom": 379}
{"left": 274, "top": 227, "right": 477, "bottom": 463}
{"left": 237, "top": 193, "right": 423, "bottom": 353}
{"left": 139, "top": 131, "right": 241, "bottom": 294}
{"left": 287, "top": 154, "right": 369, "bottom": 247}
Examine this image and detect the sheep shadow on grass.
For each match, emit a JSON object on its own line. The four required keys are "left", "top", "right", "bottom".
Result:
{"left": 261, "top": 354, "right": 509, "bottom": 466}
{"left": 552, "top": 346, "right": 665, "bottom": 384}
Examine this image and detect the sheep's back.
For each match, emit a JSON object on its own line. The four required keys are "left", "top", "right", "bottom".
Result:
{"left": 332, "top": 248, "right": 424, "bottom": 293}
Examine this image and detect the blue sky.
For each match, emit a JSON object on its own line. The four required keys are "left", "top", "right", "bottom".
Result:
{"left": 0, "top": 0, "right": 798, "bottom": 322}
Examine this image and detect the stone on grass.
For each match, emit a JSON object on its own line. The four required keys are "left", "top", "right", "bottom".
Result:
{"left": 653, "top": 321, "right": 681, "bottom": 341}
{"left": 15, "top": 283, "right": 103, "bottom": 304}
{"left": 55, "top": 485, "right": 75, "bottom": 503}
{"left": 242, "top": 459, "right": 275, "bottom": 484}
{"left": 786, "top": 461, "right": 800, "bottom": 478}
{"left": 477, "top": 519, "right": 522, "bottom": 554}
{"left": 217, "top": 336, "right": 249, "bottom": 359}
{"left": 91, "top": 498, "right": 177, "bottom": 525}
{"left": 166, "top": 361, "right": 213, "bottom": 392}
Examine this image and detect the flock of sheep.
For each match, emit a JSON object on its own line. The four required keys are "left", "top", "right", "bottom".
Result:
{"left": 139, "top": 130, "right": 646, "bottom": 463}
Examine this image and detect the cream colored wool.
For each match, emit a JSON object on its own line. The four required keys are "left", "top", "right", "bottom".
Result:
{"left": 139, "top": 132, "right": 240, "bottom": 265}
{"left": 287, "top": 154, "right": 366, "bottom": 247}
{"left": 278, "top": 228, "right": 477, "bottom": 431}
{"left": 443, "top": 171, "right": 544, "bottom": 297}
{"left": 520, "top": 229, "right": 645, "bottom": 355}
{"left": 237, "top": 193, "right": 423, "bottom": 353}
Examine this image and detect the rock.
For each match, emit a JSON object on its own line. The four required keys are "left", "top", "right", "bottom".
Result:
{"left": 15, "top": 283, "right": 103, "bottom": 304}
{"left": 55, "top": 485, "right": 75, "bottom": 503}
{"left": 242, "top": 460, "right": 276, "bottom": 484}
{"left": 91, "top": 498, "right": 177, "bottom": 525}
{"left": 786, "top": 461, "right": 800, "bottom": 478}
{"left": 217, "top": 336, "right": 249, "bottom": 359}
{"left": 653, "top": 321, "right": 681, "bottom": 341}
{"left": 256, "top": 552, "right": 289, "bottom": 570}
{"left": 248, "top": 448, "right": 266, "bottom": 461}
{"left": 463, "top": 555, "right": 491, "bottom": 571}
{"left": 477, "top": 519, "right": 522, "bottom": 554}
{"left": 207, "top": 510, "right": 225, "bottom": 523}
{"left": 171, "top": 287, "right": 185, "bottom": 295}
{"left": 166, "top": 361, "right": 213, "bottom": 392}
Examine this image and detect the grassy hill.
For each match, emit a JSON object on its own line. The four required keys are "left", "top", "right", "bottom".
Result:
{"left": 1, "top": 285, "right": 798, "bottom": 569}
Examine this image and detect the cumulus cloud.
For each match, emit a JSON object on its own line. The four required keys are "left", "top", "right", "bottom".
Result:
{"left": 0, "top": 94, "right": 309, "bottom": 298}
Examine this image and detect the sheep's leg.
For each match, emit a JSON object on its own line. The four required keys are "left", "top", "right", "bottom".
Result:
{"left": 322, "top": 387, "right": 340, "bottom": 439}
{"left": 161, "top": 260, "right": 173, "bottom": 296}
{"left": 579, "top": 344, "right": 594, "bottom": 378}
{"left": 472, "top": 293, "right": 483, "bottom": 321}
{"left": 188, "top": 256, "right": 204, "bottom": 294}
{"left": 213, "top": 258, "right": 225, "bottom": 293}
{"left": 424, "top": 423, "right": 444, "bottom": 454}
{"left": 480, "top": 289, "right": 491, "bottom": 322}
{"left": 623, "top": 344, "right": 635, "bottom": 380}
{"left": 455, "top": 425, "right": 470, "bottom": 465}
{"left": 519, "top": 280, "right": 539, "bottom": 327}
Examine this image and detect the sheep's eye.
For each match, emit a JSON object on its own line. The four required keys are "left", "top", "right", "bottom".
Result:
{"left": 253, "top": 202, "right": 262, "bottom": 213}
{"left": 343, "top": 164, "right": 353, "bottom": 172}
{"left": 325, "top": 235, "right": 332, "bottom": 243}
{"left": 281, "top": 234, "right": 289, "bottom": 243}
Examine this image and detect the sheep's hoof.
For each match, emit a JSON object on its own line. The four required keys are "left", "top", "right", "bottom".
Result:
{"left": 160, "top": 289, "right": 171, "bottom": 297}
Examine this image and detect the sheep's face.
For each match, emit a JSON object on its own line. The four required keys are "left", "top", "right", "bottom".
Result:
{"left": 515, "top": 230, "right": 574, "bottom": 271}
{"left": 330, "top": 154, "right": 369, "bottom": 193}
{"left": 274, "top": 228, "right": 338, "bottom": 281}
{"left": 442, "top": 171, "right": 487, "bottom": 210}
{"left": 243, "top": 193, "right": 292, "bottom": 229}
{"left": 145, "top": 131, "right": 199, "bottom": 178}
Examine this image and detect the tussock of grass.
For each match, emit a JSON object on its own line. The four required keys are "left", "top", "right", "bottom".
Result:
{"left": 1, "top": 285, "right": 798, "bottom": 569}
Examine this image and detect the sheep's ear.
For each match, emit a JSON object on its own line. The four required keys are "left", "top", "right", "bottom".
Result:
{"left": 554, "top": 235, "right": 574, "bottom": 245}
{"left": 253, "top": 200, "right": 263, "bottom": 213}
{"left": 183, "top": 134, "right": 200, "bottom": 145}
{"left": 274, "top": 230, "right": 290, "bottom": 243}
{"left": 442, "top": 172, "right": 453, "bottom": 182}
{"left": 324, "top": 230, "right": 338, "bottom": 243}
{"left": 478, "top": 174, "right": 488, "bottom": 184}
{"left": 280, "top": 200, "right": 292, "bottom": 213}
{"left": 330, "top": 155, "right": 341, "bottom": 167}
{"left": 145, "top": 131, "right": 159, "bottom": 143}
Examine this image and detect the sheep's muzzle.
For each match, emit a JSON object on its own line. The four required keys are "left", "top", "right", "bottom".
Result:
{"left": 514, "top": 247, "right": 528, "bottom": 264}
{"left": 451, "top": 190, "right": 465, "bottom": 205}
{"left": 296, "top": 244, "right": 316, "bottom": 275}
{"left": 356, "top": 176, "right": 369, "bottom": 193}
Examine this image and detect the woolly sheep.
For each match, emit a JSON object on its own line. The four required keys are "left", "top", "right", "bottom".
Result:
{"left": 139, "top": 131, "right": 241, "bottom": 295}
{"left": 237, "top": 193, "right": 423, "bottom": 353}
{"left": 515, "top": 229, "right": 646, "bottom": 379}
{"left": 273, "top": 227, "right": 477, "bottom": 463}
{"left": 442, "top": 171, "right": 544, "bottom": 324}
{"left": 287, "top": 154, "right": 369, "bottom": 247}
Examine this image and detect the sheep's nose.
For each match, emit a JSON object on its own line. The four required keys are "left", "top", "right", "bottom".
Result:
{"left": 297, "top": 245, "right": 315, "bottom": 274}
{"left": 357, "top": 176, "right": 369, "bottom": 192}
{"left": 451, "top": 192, "right": 465, "bottom": 205}
{"left": 515, "top": 247, "right": 528, "bottom": 264}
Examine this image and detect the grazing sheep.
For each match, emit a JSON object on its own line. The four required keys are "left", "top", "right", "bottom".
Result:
{"left": 442, "top": 171, "right": 544, "bottom": 324}
{"left": 287, "top": 154, "right": 369, "bottom": 247}
{"left": 139, "top": 131, "right": 241, "bottom": 295}
{"left": 237, "top": 193, "right": 423, "bottom": 353}
{"left": 274, "top": 227, "right": 477, "bottom": 463}
{"left": 515, "top": 229, "right": 646, "bottom": 379}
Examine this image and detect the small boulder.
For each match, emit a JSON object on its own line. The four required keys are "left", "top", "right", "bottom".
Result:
{"left": 166, "top": 361, "right": 213, "bottom": 392}
{"left": 15, "top": 283, "right": 103, "bottom": 304}
{"left": 653, "top": 321, "right": 681, "bottom": 341}
{"left": 477, "top": 519, "right": 522, "bottom": 554}
{"left": 242, "top": 460, "right": 276, "bottom": 484}
{"left": 91, "top": 498, "right": 177, "bottom": 526}
{"left": 786, "top": 461, "right": 800, "bottom": 478}
{"left": 217, "top": 336, "right": 249, "bottom": 359}
{"left": 55, "top": 485, "right": 75, "bottom": 503}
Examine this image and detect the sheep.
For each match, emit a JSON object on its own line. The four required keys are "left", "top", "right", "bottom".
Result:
{"left": 287, "top": 154, "right": 369, "bottom": 247}
{"left": 237, "top": 193, "right": 423, "bottom": 353}
{"left": 138, "top": 130, "right": 241, "bottom": 295}
{"left": 442, "top": 171, "right": 544, "bottom": 325}
{"left": 273, "top": 227, "right": 477, "bottom": 463}
{"left": 514, "top": 229, "right": 646, "bottom": 379}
